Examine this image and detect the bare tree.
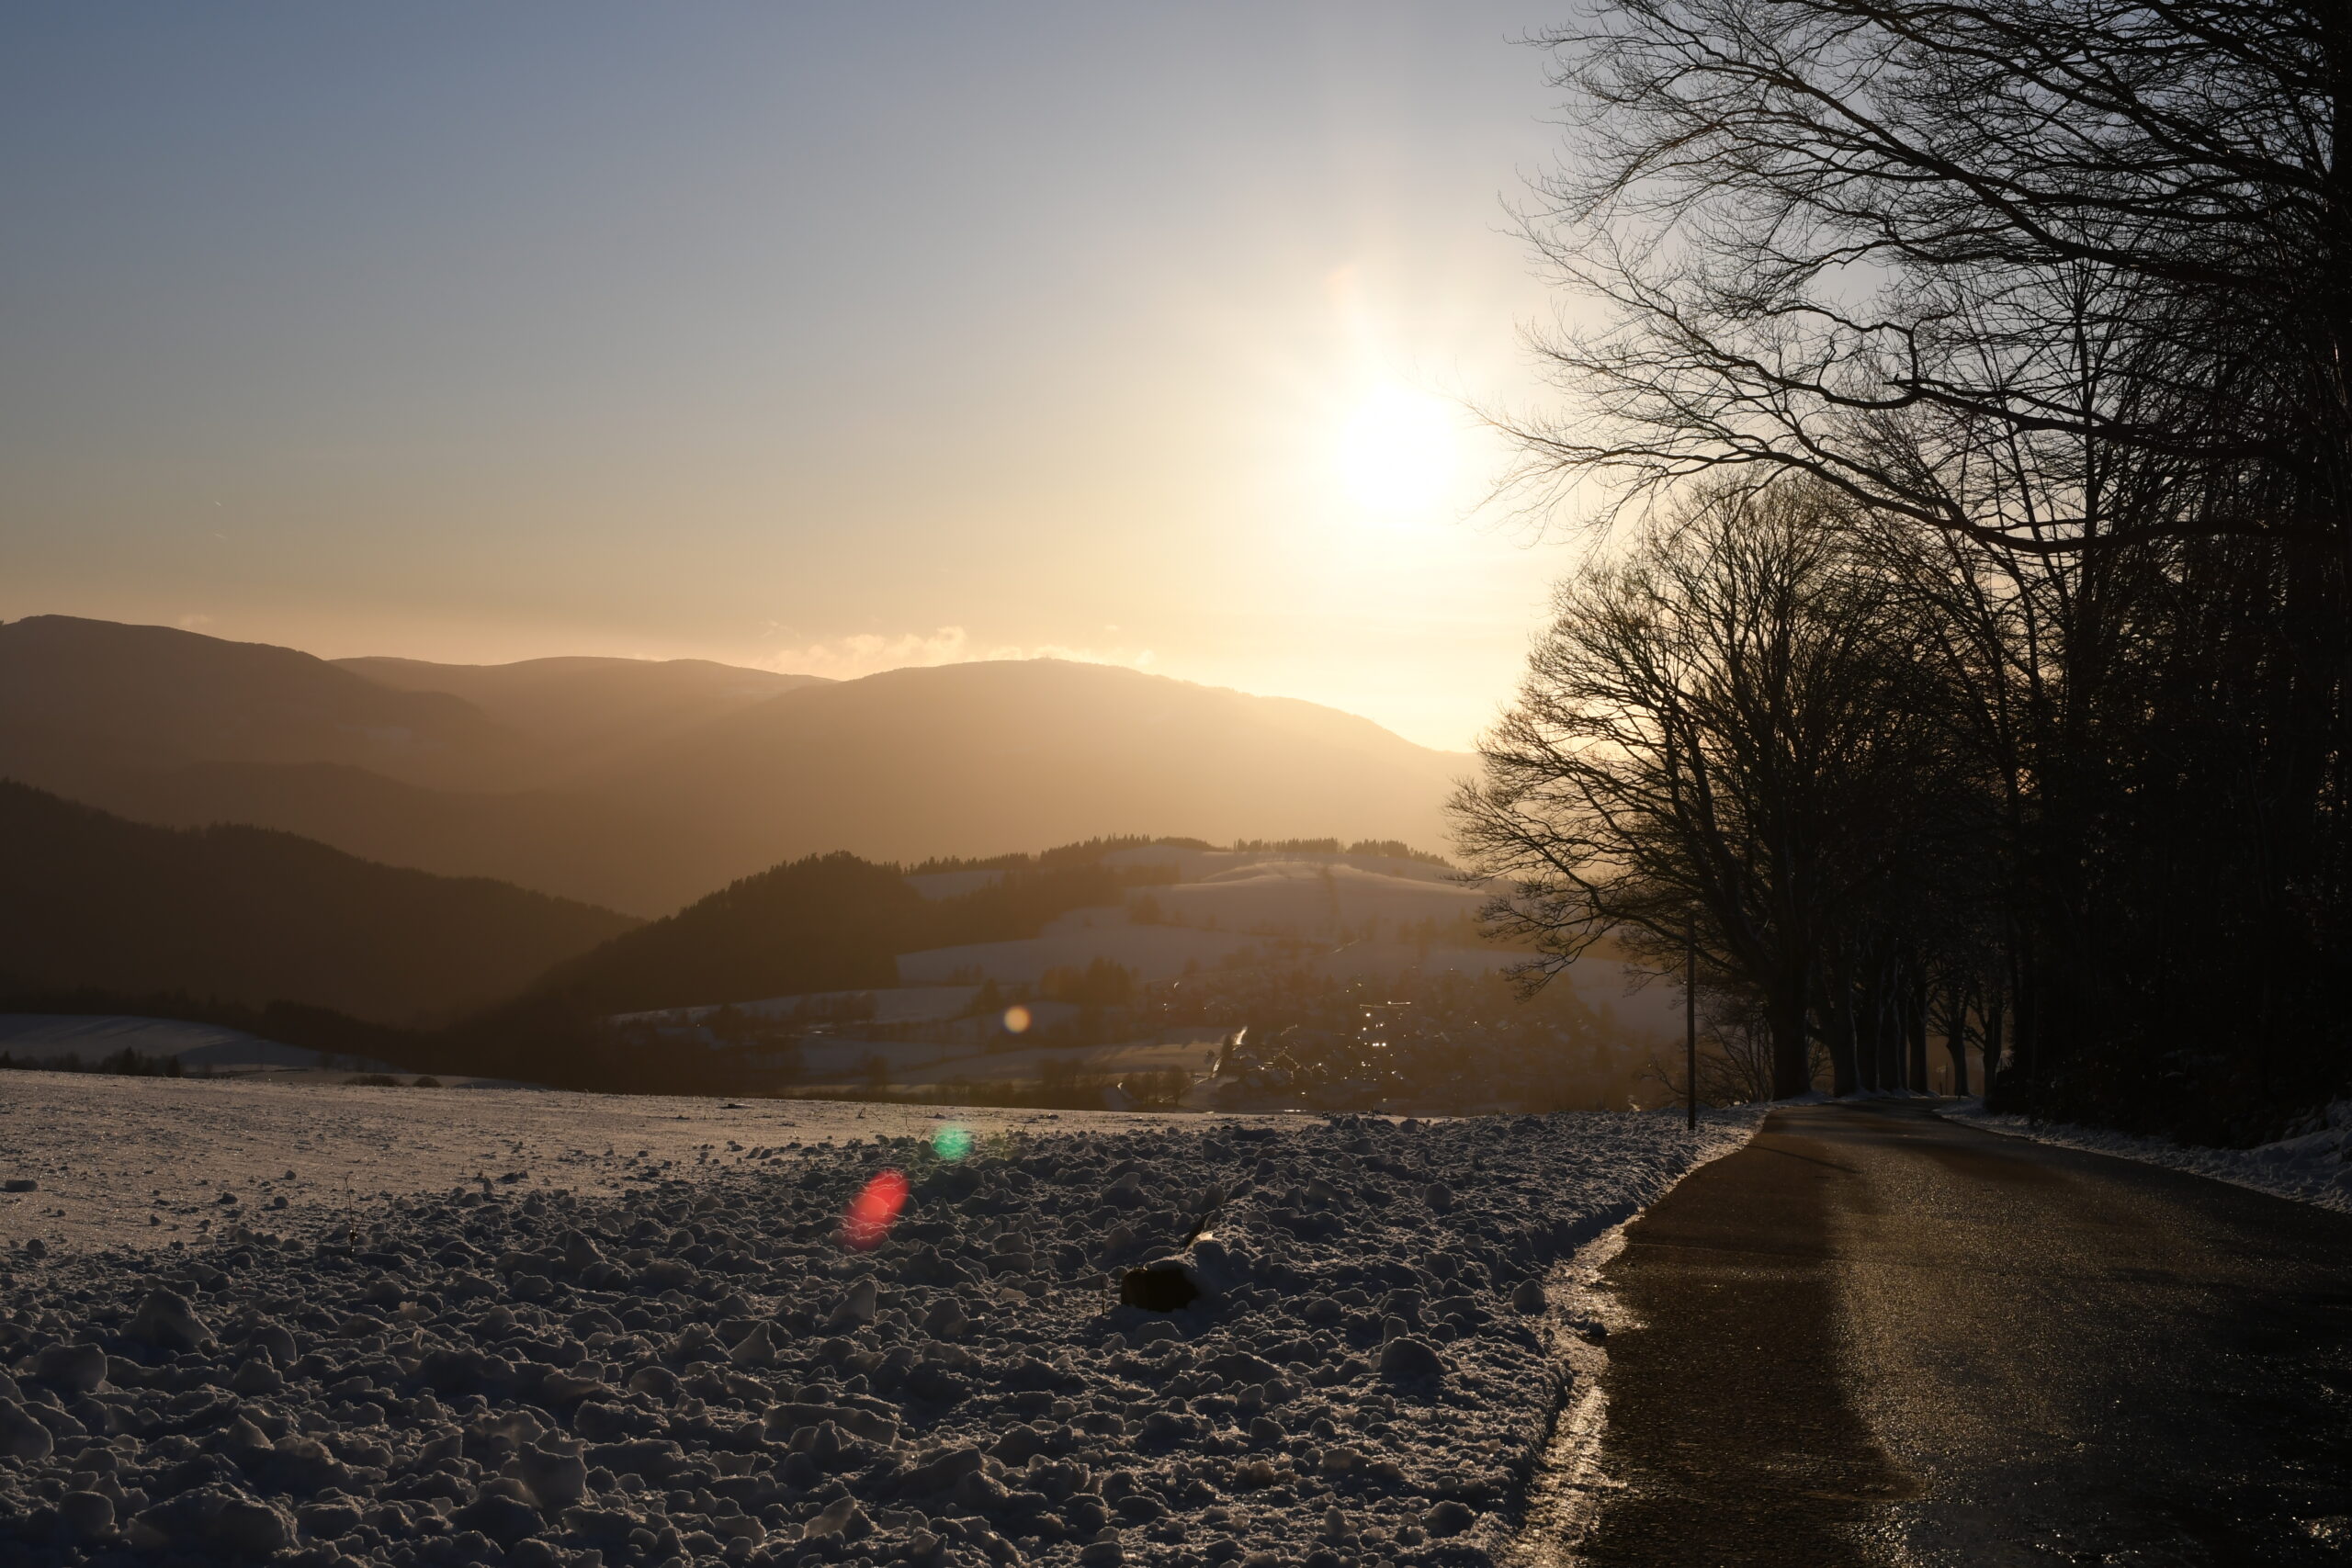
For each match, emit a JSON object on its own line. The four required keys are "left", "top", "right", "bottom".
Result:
{"left": 1493, "top": 0, "right": 2352, "bottom": 1137}
{"left": 1453, "top": 480, "right": 1962, "bottom": 1097}
{"left": 1510, "top": 0, "right": 2349, "bottom": 548}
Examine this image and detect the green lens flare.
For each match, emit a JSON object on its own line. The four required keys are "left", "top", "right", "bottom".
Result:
{"left": 932, "top": 1125, "right": 974, "bottom": 1161}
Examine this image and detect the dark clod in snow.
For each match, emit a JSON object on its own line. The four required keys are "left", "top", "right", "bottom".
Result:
{"left": 514, "top": 1441, "right": 590, "bottom": 1509}
{"left": 452, "top": 1492, "right": 545, "bottom": 1547}
{"left": 0, "top": 1400, "right": 53, "bottom": 1460}
{"left": 56, "top": 1489, "right": 115, "bottom": 1544}
{"left": 802, "top": 1495, "right": 874, "bottom": 1542}
{"left": 729, "top": 1317, "right": 782, "bottom": 1366}
{"left": 30, "top": 1340, "right": 106, "bottom": 1393}
{"left": 1424, "top": 1498, "right": 1478, "bottom": 1537}
{"left": 1377, "top": 1334, "right": 1449, "bottom": 1384}
{"left": 827, "top": 1275, "right": 879, "bottom": 1327}
{"left": 129, "top": 1485, "right": 294, "bottom": 1556}
{"left": 1121, "top": 1258, "right": 1202, "bottom": 1312}
{"left": 125, "top": 1285, "right": 210, "bottom": 1349}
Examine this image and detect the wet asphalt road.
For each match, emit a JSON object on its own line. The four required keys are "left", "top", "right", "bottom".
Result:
{"left": 1565, "top": 1102, "right": 2352, "bottom": 1567}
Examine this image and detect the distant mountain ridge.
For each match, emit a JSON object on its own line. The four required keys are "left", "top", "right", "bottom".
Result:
{"left": 0, "top": 615, "right": 1468, "bottom": 913}
{"left": 0, "top": 615, "right": 510, "bottom": 787}
{"left": 333, "top": 654, "right": 830, "bottom": 782}
{"left": 0, "top": 780, "right": 637, "bottom": 1024}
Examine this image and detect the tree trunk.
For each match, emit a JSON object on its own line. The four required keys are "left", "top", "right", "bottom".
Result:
{"left": 1881, "top": 1003, "right": 1902, "bottom": 1092}
{"left": 1906, "top": 971, "right": 1930, "bottom": 1093}
{"left": 1769, "top": 977, "right": 1811, "bottom": 1099}
{"left": 1851, "top": 988, "right": 1878, "bottom": 1092}
{"left": 1863, "top": 963, "right": 1896, "bottom": 1091}
{"left": 1944, "top": 978, "right": 1971, "bottom": 1098}
{"left": 1983, "top": 976, "right": 2007, "bottom": 1096}
{"left": 1823, "top": 981, "right": 1859, "bottom": 1097}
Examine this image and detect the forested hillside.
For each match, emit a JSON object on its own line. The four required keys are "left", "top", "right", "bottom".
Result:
{"left": 0, "top": 781, "right": 636, "bottom": 1024}
{"left": 522, "top": 848, "right": 1158, "bottom": 1015}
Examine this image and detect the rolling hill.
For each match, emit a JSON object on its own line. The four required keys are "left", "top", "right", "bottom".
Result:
{"left": 57, "top": 757, "right": 735, "bottom": 915}
{"left": 589, "top": 658, "right": 1470, "bottom": 883}
{"left": 0, "top": 616, "right": 1471, "bottom": 913}
{"left": 0, "top": 780, "right": 638, "bottom": 1024}
{"left": 0, "top": 615, "right": 517, "bottom": 787}
{"left": 523, "top": 849, "right": 1159, "bottom": 1015}
{"left": 523, "top": 852, "right": 922, "bottom": 1015}
{"left": 334, "top": 654, "right": 830, "bottom": 782}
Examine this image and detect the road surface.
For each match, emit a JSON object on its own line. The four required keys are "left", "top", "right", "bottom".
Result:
{"left": 1555, "top": 1101, "right": 2352, "bottom": 1566}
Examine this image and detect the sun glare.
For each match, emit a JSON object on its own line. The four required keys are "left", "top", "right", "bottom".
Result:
{"left": 1337, "top": 385, "right": 1461, "bottom": 514}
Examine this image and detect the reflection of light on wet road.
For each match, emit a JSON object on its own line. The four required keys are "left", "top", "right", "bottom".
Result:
{"left": 932, "top": 1125, "right": 973, "bottom": 1161}
{"left": 841, "top": 1168, "right": 908, "bottom": 1249}
{"left": 1002, "top": 1005, "right": 1032, "bottom": 1034}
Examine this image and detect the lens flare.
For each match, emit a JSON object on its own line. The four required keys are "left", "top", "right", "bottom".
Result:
{"left": 1002, "top": 1005, "right": 1032, "bottom": 1034}
{"left": 841, "top": 1168, "right": 908, "bottom": 1250}
{"left": 932, "top": 1124, "right": 974, "bottom": 1161}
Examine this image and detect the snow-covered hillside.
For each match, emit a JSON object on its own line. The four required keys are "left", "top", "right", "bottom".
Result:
{"left": 895, "top": 853, "right": 1490, "bottom": 990}
{"left": 0, "top": 1073, "right": 1756, "bottom": 1567}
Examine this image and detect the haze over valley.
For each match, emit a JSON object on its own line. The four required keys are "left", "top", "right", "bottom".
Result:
{"left": 0, "top": 615, "right": 1468, "bottom": 916}
{"left": 5, "top": 7, "right": 2346, "bottom": 1567}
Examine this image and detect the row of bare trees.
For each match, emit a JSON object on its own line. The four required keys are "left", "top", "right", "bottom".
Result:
{"left": 1455, "top": 0, "right": 2350, "bottom": 1141}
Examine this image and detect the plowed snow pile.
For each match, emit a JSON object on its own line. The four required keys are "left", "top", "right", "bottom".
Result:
{"left": 0, "top": 1093, "right": 1752, "bottom": 1568}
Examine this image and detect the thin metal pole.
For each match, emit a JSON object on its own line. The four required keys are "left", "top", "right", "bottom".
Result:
{"left": 1685, "top": 908, "right": 1697, "bottom": 1131}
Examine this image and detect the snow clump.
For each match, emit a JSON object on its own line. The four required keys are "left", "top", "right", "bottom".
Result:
{"left": 0, "top": 1111, "right": 1750, "bottom": 1567}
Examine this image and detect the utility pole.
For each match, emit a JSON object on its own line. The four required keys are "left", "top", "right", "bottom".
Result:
{"left": 1685, "top": 908, "right": 1698, "bottom": 1132}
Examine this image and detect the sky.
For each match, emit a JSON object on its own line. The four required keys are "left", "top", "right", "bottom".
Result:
{"left": 0, "top": 2, "right": 1596, "bottom": 752}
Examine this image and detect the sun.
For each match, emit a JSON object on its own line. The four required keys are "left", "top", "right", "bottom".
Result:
{"left": 1336, "top": 385, "right": 1461, "bottom": 514}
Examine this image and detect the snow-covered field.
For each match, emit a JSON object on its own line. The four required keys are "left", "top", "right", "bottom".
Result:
{"left": 0, "top": 1076, "right": 1232, "bottom": 1257}
{"left": 1944, "top": 1099, "right": 2352, "bottom": 1215}
{"left": 0, "top": 1073, "right": 1755, "bottom": 1567}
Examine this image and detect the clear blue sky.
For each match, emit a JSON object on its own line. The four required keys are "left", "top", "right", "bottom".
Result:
{"left": 1, "top": 2, "right": 1588, "bottom": 749}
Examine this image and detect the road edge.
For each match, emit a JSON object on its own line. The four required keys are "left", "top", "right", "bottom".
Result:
{"left": 1937, "top": 1101, "right": 2351, "bottom": 1217}
{"left": 1503, "top": 1109, "right": 1771, "bottom": 1567}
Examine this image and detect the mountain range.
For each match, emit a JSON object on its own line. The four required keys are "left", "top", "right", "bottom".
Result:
{"left": 0, "top": 615, "right": 1467, "bottom": 913}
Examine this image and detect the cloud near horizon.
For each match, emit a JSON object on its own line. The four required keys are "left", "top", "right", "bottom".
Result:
{"left": 763, "top": 626, "right": 1157, "bottom": 682}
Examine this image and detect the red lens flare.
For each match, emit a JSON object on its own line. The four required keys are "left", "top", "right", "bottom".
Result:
{"left": 841, "top": 1168, "right": 909, "bottom": 1250}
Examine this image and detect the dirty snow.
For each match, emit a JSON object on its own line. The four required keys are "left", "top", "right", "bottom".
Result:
{"left": 0, "top": 1073, "right": 1756, "bottom": 1567}
{"left": 1943, "top": 1100, "right": 2352, "bottom": 1215}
